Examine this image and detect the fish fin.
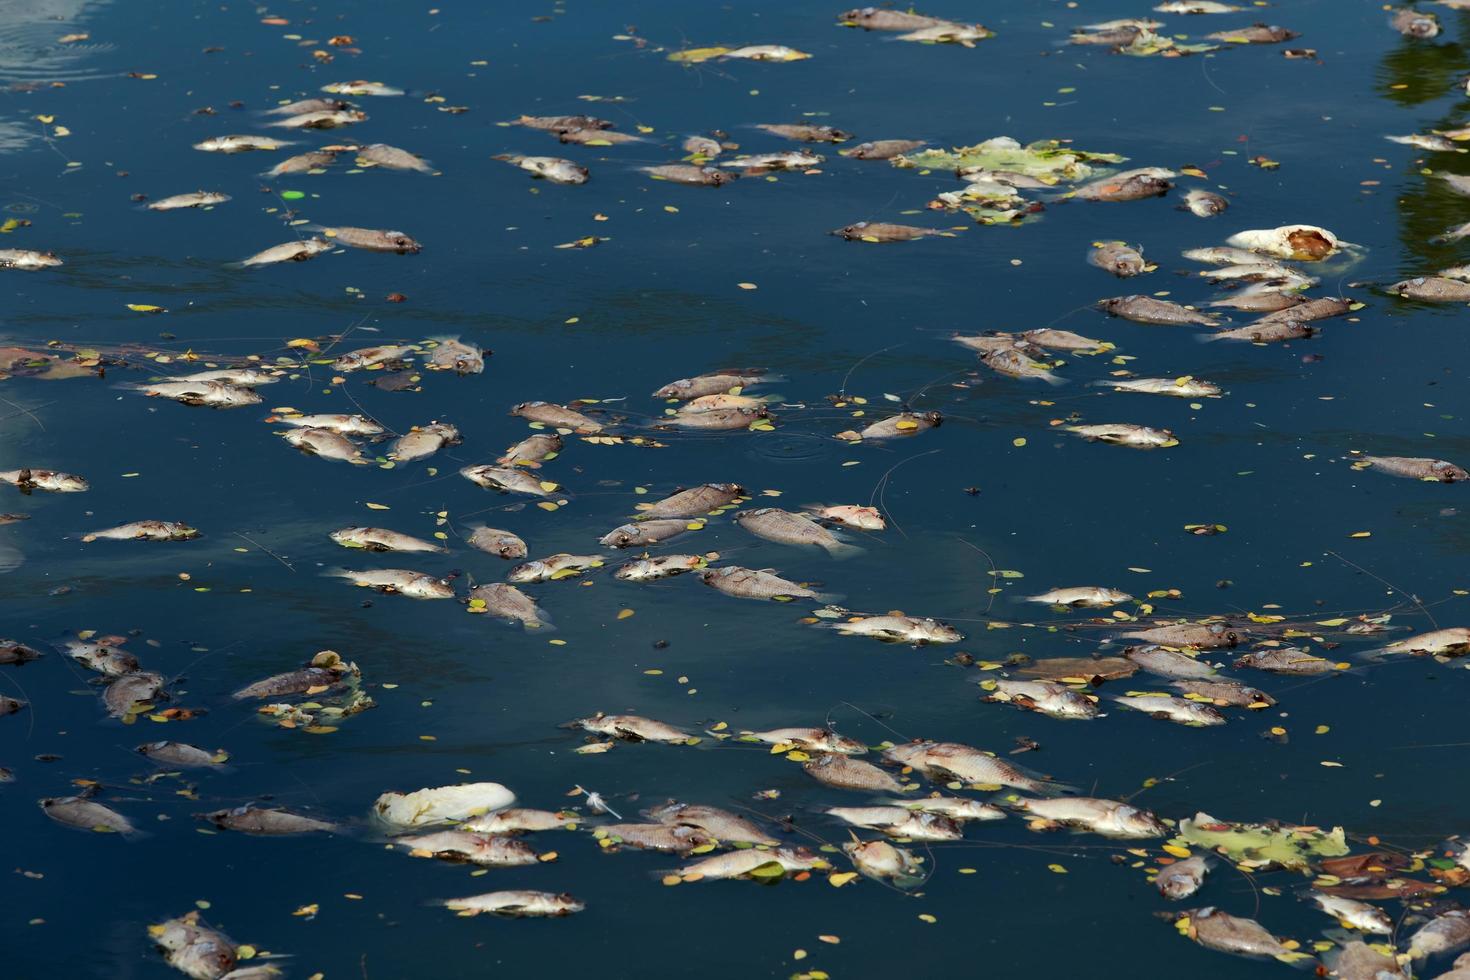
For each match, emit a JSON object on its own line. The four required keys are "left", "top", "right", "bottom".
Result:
{"left": 810, "top": 591, "right": 845, "bottom": 604}
{"left": 1040, "top": 372, "right": 1068, "bottom": 387}
{"left": 0, "top": 542, "right": 23, "bottom": 574}
{"left": 822, "top": 541, "right": 865, "bottom": 562}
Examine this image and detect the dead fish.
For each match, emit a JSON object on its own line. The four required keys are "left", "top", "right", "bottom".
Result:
{"left": 516, "top": 114, "right": 613, "bottom": 132}
{"left": 1206, "top": 23, "right": 1300, "bottom": 43}
{"left": 984, "top": 680, "right": 1099, "bottom": 720}
{"left": 600, "top": 519, "right": 698, "bottom": 548}
{"left": 1181, "top": 188, "right": 1229, "bottom": 216}
{"left": 645, "top": 802, "right": 778, "bottom": 845}
{"left": 460, "top": 808, "right": 575, "bottom": 835}
{"left": 1408, "top": 910, "right": 1470, "bottom": 960}
{"left": 682, "top": 135, "right": 724, "bottom": 158}
{"left": 394, "top": 831, "right": 540, "bottom": 865}
{"left": 374, "top": 782, "right": 516, "bottom": 827}
{"left": 1391, "top": 276, "right": 1470, "bottom": 302}
{"left": 460, "top": 465, "right": 558, "bottom": 497}
{"left": 676, "top": 847, "right": 827, "bottom": 881}
{"left": 1098, "top": 295, "right": 1218, "bottom": 326}
{"left": 1124, "top": 645, "right": 1216, "bottom": 679}
{"left": 0, "top": 640, "right": 42, "bottom": 665}
{"left": 497, "top": 433, "right": 561, "bottom": 468}
{"left": 745, "top": 727, "right": 867, "bottom": 755}
{"left": 1155, "top": 1, "right": 1242, "bottom": 11}
{"left": 653, "top": 370, "right": 776, "bottom": 400}
{"left": 40, "top": 795, "right": 139, "bottom": 836}
{"left": 511, "top": 401, "right": 603, "bottom": 433}
{"left": 571, "top": 712, "right": 690, "bottom": 743}
{"left": 1169, "top": 678, "right": 1273, "bottom": 707}
{"left": 442, "top": 891, "right": 584, "bottom": 917}
{"left": 805, "top": 504, "right": 885, "bottom": 530}
{"left": 149, "top": 912, "right": 236, "bottom": 979}
{"left": 637, "top": 483, "right": 744, "bottom": 518}
{"left": 332, "top": 346, "right": 414, "bottom": 372}
{"left": 882, "top": 740, "right": 1063, "bottom": 794}
{"left": 895, "top": 22, "right": 994, "bottom": 45}
{"left": 312, "top": 225, "right": 421, "bottom": 253}
{"left": 1026, "top": 586, "right": 1133, "bottom": 608}
{"left": 0, "top": 694, "right": 26, "bottom": 715}
{"left": 1070, "top": 25, "right": 1148, "bottom": 45}
{"left": 1122, "top": 623, "right": 1241, "bottom": 648}
{"left": 722, "top": 44, "right": 812, "bottom": 61}
{"left": 239, "top": 237, "right": 333, "bottom": 266}
{"left": 280, "top": 428, "right": 367, "bottom": 465}
{"left": 266, "top": 97, "right": 351, "bottom": 116}
{"left": 660, "top": 407, "right": 772, "bottom": 430}
{"left": 1074, "top": 168, "right": 1175, "bottom": 202}
{"left": 758, "top": 123, "right": 851, "bottom": 142}
{"left": 683, "top": 394, "right": 776, "bottom": 415}
{"left": 723, "top": 150, "right": 823, "bottom": 171}
{"left": 0, "top": 468, "right": 88, "bottom": 492}
{"left": 63, "top": 637, "right": 138, "bottom": 676}
{"left": 1301, "top": 890, "right": 1392, "bottom": 934}
{"left": 145, "top": 191, "right": 231, "bottom": 211}
{"left": 1176, "top": 907, "right": 1304, "bottom": 963}
{"left": 1233, "top": 647, "right": 1335, "bottom": 674}
{"left": 104, "top": 671, "right": 165, "bottom": 717}
{"left": 196, "top": 805, "right": 337, "bottom": 836}
{"left": 1100, "top": 377, "right": 1222, "bottom": 398}
{"left": 1358, "top": 455, "right": 1468, "bottom": 482}
{"left": 0, "top": 248, "right": 62, "bottom": 269}
{"left": 389, "top": 423, "right": 460, "bottom": 463}
{"left": 835, "top": 411, "right": 942, "bottom": 442}
{"left": 171, "top": 367, "right": 280, "bottom": 386}
{"left": 614, "top": 554, "right": 708, "bottom": 581}
{"left": 828, "top": 616, "right": 963, "bottom": 644}
{"left": 270, "top": 109, "right": 366, "bottom": 129}
{"left": 1089, "top": 242, "right": 1148, "bottom": 277}
{"left": 1156, "top": 855, "right": 1212, "bottom": 899}
{"left": 981, "top": 346, "right": 1064, "bottom": 384}
{"left": 1392, "top": 7, "right": 1440, "bottom": 37}
{"left": 1020, "top": 328, "right": 1105, "bottom": 351}
{"left": 193, "top": 134, "right": 291, "bottom": 153}
{"left": 137, "top": 741, "right": 227, "bottom": 769}
{"left": 735, "top": 508, "right": 859, "bottom": 558}
{"left": 1328, "top": 941, "right": 1409, "bottom": 980}
{"left": 82, "top": 520, "right": 198, "bottom": 542}
{"left": 841, "top": 139, "right": 926, "bottom": 160}
{"left": 1379, "top": 627, "right": 1470, "bottom": 657}
{"left": 329, "top": 568, "right": 454, "bottom": 599}
{"left": 804, "top": 753, "right": 905, "bottom": 793}
{"left": 825, "top": 807, "right": 962, "bottom": 841}
{"left": 495, "top": 154, "right": 588, "bottom": 184}
{"left": 700, "top": 566, "right": 836, "bottom": 601}
{"left": 467, "top": 583, "right": 550, "bottom": 628}
{"left": 844, "top": 839, "right": 925, "bottom": 885}
{"left": 1066, "top": 424, "right": 1178, "bottom": 448}
{"left": 356, "top": 143, "right": 433, "bottom": 172}
{"left": 426, "top": 336, "right": 485, "bottom": 374}
{"left": 885, "top": 796, "right": 1007, "bottom": 822}
{"left": 831, "top": 221, "right": 941, "bottom": 242}
{"left": 1017, "top": 797, "right": 1166, "bottom": 837}
{"left": 466, "top": 526, "right": 528, "bottom": 559}
{"left": 1113, "top": 694, "right": 1227, "bottom": 726}
{"left": 322, "top": 80, "right": 402, "bottom": 96}
{"left": 265, "top": 149, "right": 339, "bottom": 177}
{"left": 595, "top": 822, "right": 716, "bottom": 853}
{"left": 640, "top": 164, "right": 735, "bottom": 186}
{"left": 1207, "top": 285, "right": 1306, "bottom": 312}
{"left": 138, "top": 380, "right": 263, "bottom": 408}
{"left": 278, "top": 412, "right": 384, "bottom": 435}
{"left": 1255, "top": 296, "right": 1351, "bottom": 324}
{"left": 508, "top": 553, "right": 606, "bottom": 583}
{"left": 1387, "top": 133, "right": 1460, "bottom": 152}
{"left": 330, "top": 526, "right": 446, "bottom": 554}
{"left": 840, "top": 8, "right": 952, "bottom": 31}
{"left": 231, "top": 661, "right": 354, "bottom": 700}
{"left": 1203, "top": 319, "right": 1316, "bottom": 343}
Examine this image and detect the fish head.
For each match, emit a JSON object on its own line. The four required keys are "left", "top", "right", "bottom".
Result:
{"left": 832, "top": 223, "right": 866, "bottom": 240}
{"left": 388, "top": 232, "right": 422, "bottom": 253}
{"left": 1434, "top": 461, "right": 1470, "bottom": 482}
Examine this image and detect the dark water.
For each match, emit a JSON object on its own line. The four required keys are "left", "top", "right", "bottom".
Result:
{"left": 4, "top": 1, "right": 1470, "bottom": 977}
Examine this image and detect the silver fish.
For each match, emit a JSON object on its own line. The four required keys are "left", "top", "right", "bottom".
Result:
{"left": 466, "top": 526, "right": 528, "bottom": 559}
{"left": 0, "top": 248, "right": 62, "bottom": 269}
{"left": 426, "top": 336, "right": 485, "bottom": 374}
{"left": 734, "top": 507, "right": 860, "bottom": 558}
{"left": 329, "top": 526, "right": 446, "bottom": 553}
{"left": 1019, "top": 796, "right": 1166, "bottom": 837}
{"left": 600, "top": 519, "right": 700, "bottom": 548}
{"left": 828, "top": 615, "right": 962, "bottom": 644}
{"left": 496, "top": 154, "right": 589, "bottom": 184}
{"left": 328, "top": 568, "right": 455, "bottom": 599}
{"left": 460, "top": 465, "right": 559, "bottom": 496}
{"left": 239, "top": 237, "right": 333, "bottom": 266}
{"left": 40, "top": 795, "right": 139, "bottom": 836}
{"left": 442, "top": 891, "right": 584, "bottom": 917}
{"left": 700, "top": 565, "right": 835, "bottom": 601}
{"left": 1113, "top": 694, "right": 1227, "bottom": 726}
{"left": 614, "top": 554, "right": 708, "bottom": 581}
{"left": 0, "top": 468, "right": 88, "bottom": 492}
{"left": 1066, "top": 423, "right": 1178, "bottom": 448}
{"left": 193, "top": 134, "right": 291, "bottom": 153}
{"left": 389, "top": 422, "right": 460, "bottom": 462}
{"left": 467, "top": 583, "right": 550, "bottom": 628}
{"left": 137, "top": 741, "right": 228, "bottom": 769}
{"left": 138, "top": 380, "right": 262, "bottom": 408}
{"left": 570, "top": 712, "right": 690, "bottom": 743}
{"left": 280, "top": 428, "right": 367, "bottom": 464}
{"left": 313, "top": 225, "right": 421, "bottom": 253}
{"left": 985, "top": 679, "right": 1098, "bottom": 719}
{"left": 146, "top": 191, "right": 231, "bottom": 211}
{"left": 356, "top": 143, "right": 433, "bottom": 172}
{"left": 1156, "top": 855, "right": 1212, "bottom": 899}
{"left": 508, "top": 553, "right": 607, "bottom": 583}
{"left": 82, "top": 521, "right": 198, "bottom": 542}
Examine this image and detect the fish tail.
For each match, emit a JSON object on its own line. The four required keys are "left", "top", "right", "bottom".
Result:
{"left": 810, "top": 591, "right": 845, "bottom": 604}
{"left": 1041, "top": 372, "right": 1069, "bottom": 387}
{"left": 823, "top": 540, "right": 865, "bottom": 562}
{"left": 1030, "top": 779, "right": 1080, "bottom": 797}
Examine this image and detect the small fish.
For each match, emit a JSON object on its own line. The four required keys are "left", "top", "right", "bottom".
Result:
{"left": 0, "top": 469, "right": 88, "bottom": 492}
{"left": 1100, "top": 376, "right": 1222, "bottom": 398}
{"left": 1074, "top": 168, "right": 1175, "bottom": 202}
{"left": 0, "top": 640, "right": 42, "bottom": 665}
{"left": 1388, "top": 133, "right": 1460, "bottom": 152}
{"left": 1391, "top": 276, "right": 1470, "bottom": 302}
{"left": 645, "top": 802, "right": 778, "bottom": 845}
{"left": 466, "top": 526, "right": 528, "bottom": 559}
{"left": 328, "top": 568, "right": 455, "bottom": 599}
{"left": 104, "top": 671, "right": 165, "bottom": 718}
{"left": 1026, "top": 587, "right": 1133, "bottom": 608}
{"left": 700, "top": 565, "right": 835, "bottom": 601}
{"left": 137, "top": 741, "right": 228, "bottom": 768}
{"left": 330, "top": 526, "right": 446, "bottom": 553}
{"left": 570, "top": 712, "right": 690, "bottom": 744}
{"left": 0, "top": 694, "right": 26, "bottom": 715}
{"left": 265, "top": 149, "right": 339, "bottom": 177}
{"left": 1122, "top": 623, "right": 1241, "bottom": 648}
{"left": 1204, "top": 319, "right": 1317, "bottom": 343}
{"left": 170, "top": 367, "right": 280, "bottom": 386}
{"left": 886, "top": 796, "right": 1007, "bottom": 822}
{"left": 1233, "top": 647, "right": 1335, "bottom": 674}
{"left": 745, "top": 727, "right": 867, "bottom": 755}
{"left": 1205, "top": 23, "right": 1300, "bottom": 43}
{"left": 467, "top": 583, "right": 550, "bottom": 628}
{"left": 150, "top": 912, "right": 236, "bottom": 978}
{"left": 640, "top": 164, "right": 736, "bottom": 186}
{"left": 63, "top": 637, "right": 138, "bottom": 676}
{"left": 1124, "top": 645, "right": 1216, "bottom": 679}
{"left": 758, "top": 123, "right": 851, "bottom": 142}
{"left": 1066, "top": 423, "right": 1178, "bottom": 449}
{"left": 840, "top": 139, "right": 926, "bottom": 160}
{"left": 40, "top": 795, "right": 139, "bottom": 836}
{"left": 313, "top": 226, "right": 421, "bottom": 253}
{"left": 722, "top": 44, "right": 812, "bottom": 61}
{"left": 1379, "top": 627, "right": 1470, "bottom": 657}
{"left": 595, "top": 822, "right": 716, "bottom": 853}
{"left": 239, "top": 237, "right": 333, "bottom": 267}
{"left": 1409, "top": 910, "right": 1470, "bottom": 960}
{"left": 193, "top": 134, "right": 291, "bottom": 153}
{"left": 735, "top": 507, "right": 859, "bottom": 558}
{"left": 637, "top": 483, "right": 745, "bottom": 518}
{"left": 516, "top": 114, "right": 613, "bottom": 132}
{"left": 1156, "top": 855, "right": 1212, "bottom": 899}
{"left": 828, "top": 615, "right": 963, "bottom": 644}
{"left": 895, "top": 22, "right": 994, "bottom": 45}
{"left": 495, "top": 154, "right": 589, "bottom": 184}
{"left": 82, "top": 520, "right": 198, "bottom": 542}
{"left": 1113, "top": 694, "right": 1227, "bottom": 726}
{"left": 615, "top": 554, "right": 708, "bottom": 581}
{"left": 511, "top": 401, "right": 603, "bottom": 433}
{"left": 831, "top": 221, "right": 941, "bottom": 242}
{"left": 825, "top": 807, "right": 962, "bottom": 841}
{"left": 460, "top": 808, "right": 575, "bottom": 834}
{"left": 394, "top": 831, "right": 540, "bottom": 865}
{"left": 265, "top": 97, "right": 352, "bottom": 116}
{"left": 508, "top": 553, "right": 606, "bottom": 583}
{"left": 844, "top": 839, "right": 926, "bottom": 885}
{"left": 1090, "top": 243, "right": 1148, "bottom": 276}
{"left": 1169, "top": 678, "right": 1274, "bottom": 707}
{"left": 806, "top": 753, "right": 905, "bottom": 792}
{"left": 835, "top": 411, "right": 942, "bottom": 442}
{"left": 840, "top": 8, "right": 952, "bottom": 31}
{"left": 1154, "top": 1, "right": 1242, "bottom": 11}
{"left": 722, "top": 150, "right": 823, "bottom": 171}
{"left": 460, "top": 465, "right": 558, "bottom": 497}
{"left": 661, "top": 406, "right": 772, "bottom": 430}
{"left": 981, "top": 346, "right": 1064, "bottom": 385}
{"left": 985, "top": 680, "right": 1099, "bottom": 720}
{"left": 389, "top": 422, "right": 460, "bottom": 463}
{"left": 322, "top": 80, "right": 403, "bottom": 96}
{"left": 280, "top": 428, "right": 367, "bottom": 464}
{"left": 600, "top": 519, "right": 697, "bottom": 548}
{"left": 270, "top": 108, "right": 366, "bottom": 129}
{"left": 1358, "top": 455, "right": 1468, "bottom": 482}
{"left": 1207, "top": 284, "right": 1306, "bottom": 312}
{"left": 1018, "top": 797, "right": 1166, "bottom": 837}
{"left": 145, "top": 191, "right": 231, "bottom": 211}
{"left": 1328, "top": 942, "right": 1409, "bottom": 980}
{"left": 682, "top": 135, "right": 724, "bottom": 158}
{"left": 1178, "top": 908, "right": 1304, "bottom": 963}
{"left": 1391, "top": 7, "right": 1440, "bottom": 37}
{"left": 805, "top": 504, "right": 885, "bottom": 530}
{"left": 1020, "top": 328, "right": 1106, "bottom": 351}
{"left": 676, "top": 846, "right": 827, "bottom": 880}
{"left": 332, "top": 346, "right": 414, "bottom": 373}
{"left": 883, "top": 740, "right": 1062, "bottom": 793}
{"left": 426, "top": 336, "right": 485, "bottom": 374}
{"left": 356, "top": 143, "right": 433, "bottom": 172}
{"left": 442, "top": 891, "right": 584, "bottom": 917}
{"left": 0, "top": 249, "right": 62, "bottom": 269}
{"left": 1180, "top": 188, "right": 1228, "bottom": 216}
{"left": 138, "top": 380, "right": 263, "bottom": 408}
{"left": 498, "top": 433, "right": 562, "bottom": 467}
{"left": 231, "top": 663, "right": 354, "bottom": 700}
{"left": 1098, "top": 295, "right": 1218, "bottom": 326}
{"left": 1070, "top": 25, "right": 1148, "bottom": 46}
{"left": 1301, "top": 890, "right": 1392, "bottom": 934}
{"left": 653, "top": 370, "right": 776, "bottom": 400}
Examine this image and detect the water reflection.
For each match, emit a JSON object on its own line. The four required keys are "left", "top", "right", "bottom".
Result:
{"left": 0, "top": 0, "right": 114, "bottom": 151}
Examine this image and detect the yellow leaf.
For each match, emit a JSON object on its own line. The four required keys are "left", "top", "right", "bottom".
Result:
{"left": 828, "top": 872, "right": 858, "bottom": 887}
{"left": 1047, "top": 864, "right": 1068, "bottom": 874}
{"left": 127, "top": 304, "right": 165, "bottom": 313}
{"left": 1162, "top": 844, "right": 1191, "bottom": 859}
{"left": 617, "top": 608, "right": 635, "bottom": 620}
{"left": 365, "top": 502, "right": 389, "bottom": 510}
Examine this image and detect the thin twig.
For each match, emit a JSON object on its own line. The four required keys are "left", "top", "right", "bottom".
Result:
{"left": 234, "top": 531, "right": 295, "bottom": 572}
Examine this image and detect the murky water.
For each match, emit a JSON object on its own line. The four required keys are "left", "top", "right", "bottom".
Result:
{"left": 4, "top": 1, "right": 1470, "bottom": 977}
